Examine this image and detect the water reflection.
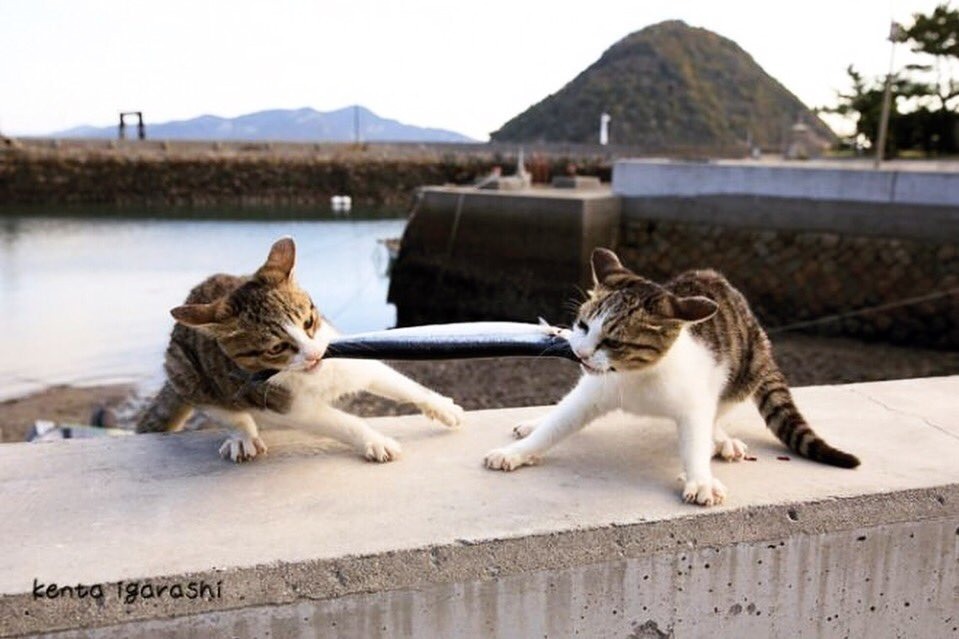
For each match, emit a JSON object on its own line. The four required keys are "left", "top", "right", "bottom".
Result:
{"left": 0, "top": 213, "right": 406, "bottom": 400}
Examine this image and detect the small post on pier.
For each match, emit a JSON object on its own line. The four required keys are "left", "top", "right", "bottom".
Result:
{"left": 599, "top": 112, "right": 611, "bottom": 146}
{"left": 118, "top": 111, "right": 146, "bottom": 141}
{"left": 874, "top": 22, "right": 902, "bottom": 169}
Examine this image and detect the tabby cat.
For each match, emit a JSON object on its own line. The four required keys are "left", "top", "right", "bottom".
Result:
{"left": 485, "top": 248, "right": 859, "bottom": 506}
{"left": 137, "top": 237, "right": 464, "bottom": 462}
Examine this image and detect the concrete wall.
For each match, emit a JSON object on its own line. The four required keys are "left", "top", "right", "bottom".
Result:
{"left": 614, "top": 158, "right": 959, "bottom": 207}
{"left": 0, "top": 145, "right": 613, "bottom": 208}
{"left": 611, "top": 161, "right": 959, "bottom": 348}
{"left": 618, "top": 199, "right": 957, "bottom": 347}
{"left": 1, "top": 377, "right": 958, "bottom": 638}
{"left": 388, "top": 186, "right": 621, "bottom": 326}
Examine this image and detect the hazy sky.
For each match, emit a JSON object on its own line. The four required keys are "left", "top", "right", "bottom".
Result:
{"left": 0, "top": 0, "right": 948, "bottom": 140}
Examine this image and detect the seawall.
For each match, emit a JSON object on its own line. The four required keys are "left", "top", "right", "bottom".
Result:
{"left": 0, "top": 140, "right": 617, "bottom": 208}
{"left": 1, "top": 377, "right": 957, "bottom": 637}
{"left": 390, "top": 160, "right": 959, "bottom": 347}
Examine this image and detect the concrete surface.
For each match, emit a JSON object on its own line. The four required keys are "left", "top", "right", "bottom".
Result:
{"left": 613, "top": 158, "right": 959, "bottom": 207}
{"left": 1, "top": 376, "right": 958, "bottom": 637}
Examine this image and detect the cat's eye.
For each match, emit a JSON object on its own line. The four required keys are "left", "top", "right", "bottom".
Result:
{"left": 304, "top": 315, "right": 314, "bottom": 330}
{"left": 267, "top": 342, "right": 289, "bottom": 355}
{"left": 576, "top": 320, "right": 588, "bottom": 332}
{"left": 601, "top": 338, "right": 622, "bottom": 349}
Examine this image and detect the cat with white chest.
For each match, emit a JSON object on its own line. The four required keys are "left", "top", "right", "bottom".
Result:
{"left": 137, "top": 237, "right": 464, "bottom": 462}
{"left": 485, "top": 248, "right": 859, "bottom": 506}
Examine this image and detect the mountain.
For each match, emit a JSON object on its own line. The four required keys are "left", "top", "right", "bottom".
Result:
{"left": 490, "top": 20, "right": 834, "bottom": 149}
{"left": 54, "top": 106, "right": 474, "bottom": 143}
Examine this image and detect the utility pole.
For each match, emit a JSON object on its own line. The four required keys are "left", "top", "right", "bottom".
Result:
{"left": 354, "top": 105, "right": 360, "bottom": 145}
{"left": 875, "top": 21, "right": 903, "bottom": 169}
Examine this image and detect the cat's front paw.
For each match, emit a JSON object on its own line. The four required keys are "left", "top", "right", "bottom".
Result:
{"left": 513, "top": 420, "right": 538, "bottom": 439}
{"left": 363, "top": 435, "right": 402, "bottom": 463}
{"left": 681, "top": 476, "right": 727, "bottom": 507}
{"left": 418, "top": 394, "right": 465, "bottom": 428}
{"left": 484, "top": 446, "right": 536, "bottom": 471}
{"left": 714, "top": 437, "right": 748, "bottom": 462}
{"left": 219, "top": 434, "right": 268, "bottom": 463}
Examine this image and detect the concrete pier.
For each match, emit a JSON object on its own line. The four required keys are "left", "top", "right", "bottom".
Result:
{"left": 613, "top": 158, "right": 959, "bottom": 240}
{"left": 1, "top": 376, "right": 957, "bottom": 637}
{"left": 389, "top": 161, "right": 958, "bottom": 346}
{"left": 388, "top": 186, "right": 620, "bottom": 326}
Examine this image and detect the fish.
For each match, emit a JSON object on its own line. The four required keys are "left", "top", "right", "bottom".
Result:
{"left": 248, "top": 321, "right": 576, "bottom": 382}
{"left": 326, "top": 321, "right": 576, "bottom": 361}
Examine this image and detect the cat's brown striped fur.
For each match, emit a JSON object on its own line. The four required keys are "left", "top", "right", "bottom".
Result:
{"left": 136, "top": 242, "right": 310, "bottom": 433}
{"left": 584, "top": 250, "right": 859, "bottom": 468}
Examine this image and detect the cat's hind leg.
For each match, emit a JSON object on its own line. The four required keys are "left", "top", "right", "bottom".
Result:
{"left": 135, "top": 382, "right": 194, "bottom": 433}
{"left": 205, "top": 407, "right": 267, "bottom": 463}
{"left": 712, "top": 401, "right": 748, "bottom": 462}
{"left": 712, "top": 425, "right": 748, "bottom": 462}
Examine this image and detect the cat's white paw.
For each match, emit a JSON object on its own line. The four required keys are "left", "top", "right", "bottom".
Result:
{"left": 484, "top": 446, "right": 536, "bottom": 471}
{"left": 418, "top": 394, "right": 465, "bottom": 428}
{"left": 363, "top": 435, "right": 402, "bottom": 463}
{"left": 219, "top": 434, "right": 267, "bottom": 463}
{"left": 682, "top": 477, "right": 727, "bottom": 507}
{"left": 513, "top": 420, "right": 538, "bottom": 439}
{"left": 714, "top": 437, "right": 748, "bottom": 462}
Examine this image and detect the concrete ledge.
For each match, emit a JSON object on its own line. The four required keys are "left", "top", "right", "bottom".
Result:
{"left": 2, "top": 377, "right": 958, "bottom": 637}
{"left": 613, "top": 158, "right": 959, "bottom": 207}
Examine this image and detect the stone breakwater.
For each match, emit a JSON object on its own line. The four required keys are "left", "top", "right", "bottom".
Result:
{"left": 0, "top": 142, "right": 612, "bottom": 207}
{"left": 618, "top": 217, "right": 957, "bottom": 349}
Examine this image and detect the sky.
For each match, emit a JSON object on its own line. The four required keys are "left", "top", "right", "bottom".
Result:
{"left": 0, "top": 0, "right": 949, "bottom": 140}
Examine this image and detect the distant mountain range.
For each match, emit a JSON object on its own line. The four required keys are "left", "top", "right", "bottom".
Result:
{"left": 53, "top": 106, "right": 474, "bottom": 143}
{"left": 491, "top": 20, "right": 835, "bottom": 149}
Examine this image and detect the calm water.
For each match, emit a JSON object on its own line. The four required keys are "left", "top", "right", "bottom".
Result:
{"left": 0, "top": 214, "right": 407, "bottom": 400}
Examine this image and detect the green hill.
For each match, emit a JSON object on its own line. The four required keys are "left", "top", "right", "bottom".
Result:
{"left": 490, "top": 20, "right": 834, "bottom": 150}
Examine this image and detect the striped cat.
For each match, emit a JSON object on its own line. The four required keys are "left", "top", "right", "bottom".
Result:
{"left": 137, "top": 237, "right": 464, "bottom": 462}
{"left": 485, "top": 248, "right": 859, "bottom": 506}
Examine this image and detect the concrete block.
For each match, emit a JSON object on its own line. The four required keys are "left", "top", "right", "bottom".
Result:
{"left": 1, "top": 377, "right": 957, "bottom": 637}
{"left": 551, "top": 175, "right": 603, "bottom": 189}
{"left": 388, "top": 186, "right": 621, "bottom": 326}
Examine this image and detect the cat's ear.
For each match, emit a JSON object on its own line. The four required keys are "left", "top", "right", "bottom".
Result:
{"left": 256, "top": 237, "right": 296, "bottom": 284}
{"left": 666, "top": 295, "right": 718, "bottom": 323}
{"left": 590, "top": 247, "right": 628, "bottom": 286}
{"left": 170, "top": 301, "right": 232, "bottom": 330}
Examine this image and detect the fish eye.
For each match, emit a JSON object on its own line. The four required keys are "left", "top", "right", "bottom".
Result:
{"left": 576, "top": 320, "right": 588, "bottom": 332}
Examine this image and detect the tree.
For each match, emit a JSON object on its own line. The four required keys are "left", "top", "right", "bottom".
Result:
{"left": 898, "top": 3, "right": 959, "bottom": 111}
{"left": 825, "top": 66, "right": 922, "bottom": 155}
{"left": 828, "top": 4, "right": 959, "bottom": 156}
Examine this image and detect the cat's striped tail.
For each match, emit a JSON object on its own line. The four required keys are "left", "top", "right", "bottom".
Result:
{"left": 753, "top": 369, "right": 860, "bottom": 468}
{"left": 135, "top": 382, "right": 193, "bottom": 433}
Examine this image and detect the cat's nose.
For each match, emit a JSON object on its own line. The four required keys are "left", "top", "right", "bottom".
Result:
{"left": 573, "top": 347, "right": 592, "bottom": 361}
{"left": 303, "top": 351, "right": 323, "bottom": 371}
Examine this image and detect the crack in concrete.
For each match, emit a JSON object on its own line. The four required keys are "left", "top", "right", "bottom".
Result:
{"left": 846, "top": 387, "right": 959, "bottom": 443}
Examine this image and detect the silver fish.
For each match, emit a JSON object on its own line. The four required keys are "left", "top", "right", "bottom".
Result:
{"left": 325, "top": 321, "right": 576, "bottom": 361}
